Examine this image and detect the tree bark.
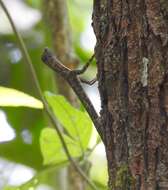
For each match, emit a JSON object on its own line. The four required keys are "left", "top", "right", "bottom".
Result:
{"left": 92, "top": 0, "right": 168, "bottom": 189}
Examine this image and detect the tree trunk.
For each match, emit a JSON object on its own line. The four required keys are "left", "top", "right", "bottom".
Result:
{"left": 92, "top": 0, "right": 168, "bottom": 189}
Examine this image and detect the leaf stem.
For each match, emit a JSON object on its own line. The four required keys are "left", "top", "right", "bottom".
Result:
{"left": 0, "top": 1, "right": 98, "bottom": 189}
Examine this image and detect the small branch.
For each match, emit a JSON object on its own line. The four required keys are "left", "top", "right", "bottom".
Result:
{"left": 42, "top": 48, "right": 103, "bottom": 138}
{"left": 0, "top": 1, "right": 98, "bottom": 189}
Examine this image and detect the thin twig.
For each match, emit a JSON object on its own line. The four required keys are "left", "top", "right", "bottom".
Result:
{"left": 0, "top": 1, "right": 98, "bottom": 189}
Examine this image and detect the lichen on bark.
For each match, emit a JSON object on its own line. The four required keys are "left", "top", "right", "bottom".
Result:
{"left": 92, "top": 0, "right": 168, "bottom": 189}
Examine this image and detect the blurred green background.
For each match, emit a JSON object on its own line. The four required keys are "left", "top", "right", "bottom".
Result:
{"left": 0, "top": 0, "right": 107, "bottom": 189}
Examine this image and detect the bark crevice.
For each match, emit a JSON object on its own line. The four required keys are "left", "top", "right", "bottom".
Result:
{"left": 93, "top": 0, "right": 168, "bottom": 189}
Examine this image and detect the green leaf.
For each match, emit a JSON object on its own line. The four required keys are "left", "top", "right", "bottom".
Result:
{"left": 40, "top": 128, "right": 82, "bottom": 165}
{"left": 44, "top": 92, "right": 92, "bottom": 151}
{"left": 0, "top": 86, "right": 43, "bottom": 109}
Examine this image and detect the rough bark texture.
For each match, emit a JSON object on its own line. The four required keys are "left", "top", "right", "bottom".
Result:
{"left": 92, "top": 0, "right": 168, "bottom": 189}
